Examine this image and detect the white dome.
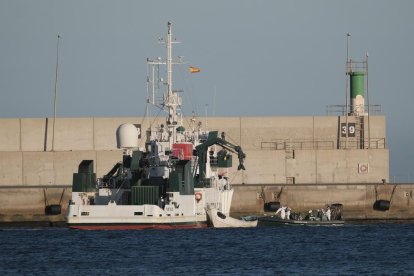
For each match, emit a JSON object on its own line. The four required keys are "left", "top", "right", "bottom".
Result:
{"left": 116, "top": 123, "right": 139, "bottom": 149}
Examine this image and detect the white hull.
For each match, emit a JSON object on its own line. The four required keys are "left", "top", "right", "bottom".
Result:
{"left": 67, "top": 188, "right": 233, "bottom": 230}
{"left": 67, "top": 205, "right": 207, "bottom": 229}
{"left": 207, "top": 208, "right": 258, "bottom": 228}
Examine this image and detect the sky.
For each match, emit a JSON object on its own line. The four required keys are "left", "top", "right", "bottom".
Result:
{"left": 0, "top": 0, "right": 413, "bottom": 181}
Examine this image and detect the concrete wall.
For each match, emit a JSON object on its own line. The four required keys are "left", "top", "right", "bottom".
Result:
{"left": 0, "top": 115, "right": 387, "bottom": 151}
{"left": 1, "top": 183, "right": 413, "bottom": 220}
{"left": 0, "top": 151, "right": 123, "bottom": 186}
{"left": 0, "top": 115, "right": 392, "bottom": 220}
{"left": 0, "top": 119, "right": 20, "bottom": 151}
{"left": 0, "top": 115, "right": 389, "bottom": 186}
{"left": 0, "top": 149, "right": 388, "bottom": 187}
{"left": 232, "top": 184, "right": 414, "bottom": 219}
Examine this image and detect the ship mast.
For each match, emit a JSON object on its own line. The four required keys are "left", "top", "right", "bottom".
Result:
{"left": 146, "top": 22, "right": 183, "bottom": 145}
{"left": 165, "top": 21, "right": 180, "bottom": 145}
{"left": 167, "top": 21, "right": 173, "bottom": 102}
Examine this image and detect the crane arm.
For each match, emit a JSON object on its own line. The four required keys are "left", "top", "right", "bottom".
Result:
{"left": 195, "top": 131, "right": 246, "bottom": 179}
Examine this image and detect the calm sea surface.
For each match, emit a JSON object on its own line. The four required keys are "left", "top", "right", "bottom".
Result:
{"left": 0, "top": 223, "right": 413, "bottom": 275}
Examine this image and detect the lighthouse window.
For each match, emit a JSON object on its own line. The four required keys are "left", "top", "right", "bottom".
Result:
{"left": 81, "top": 212, "right": 89, "bottom": 216}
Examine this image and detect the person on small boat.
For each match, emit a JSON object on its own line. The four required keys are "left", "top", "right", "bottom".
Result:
{"left": 304, "top": 210, "right": 315, "bottom": 221}
{"left": 326, "top": 206, "right": 331, "bottom": 221}
{"left": 275, "top": 206, "right": 286, "bottom": 219}
{"left": 317, "top": 209, "right": 323, "bottom": 219}
{"left": 285, "top": 207, "right": 291, "bottom": 220}
{"left": 289, "top": 212, "right": 302, "bottom": 221}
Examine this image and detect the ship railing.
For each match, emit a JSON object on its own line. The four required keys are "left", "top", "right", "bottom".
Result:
{"left": 97, "top": 178, "right": 114, "bottom": 189}
{"left": 209, "top": 177, "right": 231, "bottom": 191}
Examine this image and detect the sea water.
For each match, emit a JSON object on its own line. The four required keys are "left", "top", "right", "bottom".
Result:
{"left": 1, "top": 223, "right": 413, "bottom": 275}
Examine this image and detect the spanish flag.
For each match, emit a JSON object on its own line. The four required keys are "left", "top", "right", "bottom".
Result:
{"left": 189, "top": 66, "right": 201, "bottom": 73}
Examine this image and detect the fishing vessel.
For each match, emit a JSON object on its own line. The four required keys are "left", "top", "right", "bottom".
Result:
{"left": 66, "top": 22, "right": 246, "bottom": 230}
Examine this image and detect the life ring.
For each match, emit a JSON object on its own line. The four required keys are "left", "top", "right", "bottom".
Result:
{"left": 360, "top": 164, "right": 368, "bottom": 173}
{"left": 195, "top": 192, "right": 202, "bottom": 201}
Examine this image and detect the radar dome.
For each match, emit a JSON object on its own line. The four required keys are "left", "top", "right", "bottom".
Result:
{"left": 116, "top": 123, "right": 139, "bottom": 149}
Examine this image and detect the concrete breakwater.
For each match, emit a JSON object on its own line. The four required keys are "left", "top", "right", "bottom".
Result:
{"left": 232, "top": 183, "right": 414, "bottom": 220}
{"left": 0, "top": 183, "right": 413, "bottom": 224}
{"left": 0, "top": 115, "right": 401, "bottom": 223}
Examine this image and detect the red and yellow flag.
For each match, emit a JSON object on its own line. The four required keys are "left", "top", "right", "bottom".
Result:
{"left": 189, "top": 66, "right": 201, "bottom": 73}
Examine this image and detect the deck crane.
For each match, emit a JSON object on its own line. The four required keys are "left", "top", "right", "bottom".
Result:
{"left": 195, "top": 131, "right": 246, "bottom": 185}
